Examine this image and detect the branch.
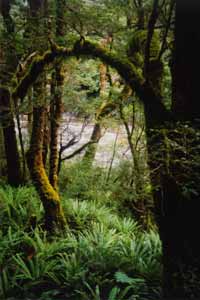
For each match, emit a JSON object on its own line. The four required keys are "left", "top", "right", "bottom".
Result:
{"left": 60, "top": 136, "right": 78, "bottom": 152}
{"left": 12, "top": 38, "right": 171, "bottom": 126}
{"left": 134, "top": 123, "right": 145, "bottom": 151}
{"left": 12, "top": 47, "right": 73, "bottom": 100}
{"left": 61, "top": 141, "right": 96, "bottom": 161}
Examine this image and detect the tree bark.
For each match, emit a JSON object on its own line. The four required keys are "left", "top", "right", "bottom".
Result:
{"left": 0, "top": 0, "right": 22, "bottom": 186}
{"left": 49, "top": 0, "right": 66, "bottom": 190}
{"left": 49, "top": 65, "right": 64, "bottom": 190}
{"left": 25, "top": 0, "right": 66, "bottom": 231}
{"left": 83, "top": 54, "right": 108, "bottom": 164}
{"left": 172, "top": 0, "right": 200, "bottom": 120}
{"left": 154, "top": 1, "right": 200, "bottom": 298}
{"left": 27, "top": 103, "right": 66, "bottom": 231}
{"left": 0, "top": 88, "right": 21, "bottom": 186}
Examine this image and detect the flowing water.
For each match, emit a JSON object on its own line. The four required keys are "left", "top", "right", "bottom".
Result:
{"left": 19, "top": 113, "right": 131, "bottom": 168}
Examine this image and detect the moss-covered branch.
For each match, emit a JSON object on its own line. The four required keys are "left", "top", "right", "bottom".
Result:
{"left": 12, "top": 47, "right": 72, "bottom": 100}
{"left": 12, "top": 39, "right": 171, "bottom": 125}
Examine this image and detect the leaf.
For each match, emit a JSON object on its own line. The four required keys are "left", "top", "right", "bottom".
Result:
{"left": 108, "top": 286, "right": 120, "bottom": 300}
{"left": 115, "top": 271, "right": 133, "bottom": 284}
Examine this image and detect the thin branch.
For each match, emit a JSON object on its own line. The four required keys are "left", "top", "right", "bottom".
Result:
{"left": 60, "top": 136, "right": 78, "bottom": 152}
{"left": 61, "top": 141, "right": 96, "bottom": 161}
{"left": 134, "top": 123, "right": 145, "bottom": 151}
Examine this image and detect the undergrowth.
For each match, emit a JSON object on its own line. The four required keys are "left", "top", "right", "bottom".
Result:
{"left": 0, "top": 163, "right": 162, "bottom": 300}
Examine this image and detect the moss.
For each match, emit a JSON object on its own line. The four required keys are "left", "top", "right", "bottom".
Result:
{"left": 96, "top": 101, "right": 116, "bottom": 120}
{"left": 11, "top": 38, "right": 169, "bottom": 126}
{"left": 27, "top": 150, "right": 66, "bottom": 231}
{"left": 12, "top": 50, "right": 65, "bottom": 100}
{"left": 27, "top": 104, "right": 66, "bottom": 232}
{"left": 128, "top": 29, "right": 160, "bottom": 63}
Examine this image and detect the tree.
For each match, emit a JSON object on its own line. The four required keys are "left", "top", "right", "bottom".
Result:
{"left": 26, "top": 0, "right": 66, "bottom": 231}
{"left": 49, "top": 0, "right": 65, "bottom": 191}
{"left": 155, "top": 0, "right": 200, "bottom": 297}
{"left": 0, "top": 0, "right": 22, "bottom": 186}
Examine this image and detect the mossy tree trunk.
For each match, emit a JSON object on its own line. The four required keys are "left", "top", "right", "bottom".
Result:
{"left": 49, "top": 0, "right": 65, "bottom": 190}
{"left": 42, "top": 105, "right": 50, "bottom": 166}
{"left": 26, "top": 98, "right": 66, "bottom": 231}
{"left": 49, "top": 65, "right": 64, "bottom": 190}
{"left": 26, "top": 0, "right": 66, "bottom": 231}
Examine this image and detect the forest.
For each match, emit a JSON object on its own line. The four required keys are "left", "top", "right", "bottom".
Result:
{"left": 0, "top": 0, "right": 200, "bottom": 299}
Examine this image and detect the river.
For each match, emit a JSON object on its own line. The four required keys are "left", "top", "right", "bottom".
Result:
{"left": 19, "top": 113, "right": 131, "bottom": 168}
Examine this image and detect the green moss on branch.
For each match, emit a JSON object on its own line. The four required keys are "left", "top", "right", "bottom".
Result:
{"left": 12, "top": 39, "right": 171, "bottom": 125}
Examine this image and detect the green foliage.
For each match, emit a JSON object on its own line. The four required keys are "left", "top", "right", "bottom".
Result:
{"left": 0, "top": 183, "right": 161, "bottom": 300}
{"left": 63, "top": 58, "right": 101, "bottom": 118}
{"left": 0, "top": 185, "right": 42, "bottom": 231}
{"left": 59, "top": 161, "right": 108, "bottom": 201}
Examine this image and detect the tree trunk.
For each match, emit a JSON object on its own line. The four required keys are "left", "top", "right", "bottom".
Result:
{"left": 49, "top": 66, "right": 64, "bottom": 190}
{"left": 0, "top": 88, "right": 21, "bottom": 186}
{"left": 151, "top": 1, "right": 200, "bottom": 298}
{"left": 0, "top": 0, "right": 22, "bottom": 186}
{"left": 83, "top": 122, "right": 101, "bottom": 163}
{"left": 27, "top": 103, "right": 66, "bottom": 231}
{"left": 26, "top": 0, "right": 66, "bottom": 231}
{"left": 42, "top": 105, "right": 49, "bottom": 166}
{"left": 49, "top": 0, "right": 65, "bottom": 190}
{"left": 172, "top": 0, "right": 200, "bottom": 121}
{"left": 83, "top": 62, "right": 108, "bottom": 164}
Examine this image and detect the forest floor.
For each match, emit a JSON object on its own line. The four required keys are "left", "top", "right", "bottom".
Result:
{"left": 0, "top": 163, "right": 162, "bottom": 300}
